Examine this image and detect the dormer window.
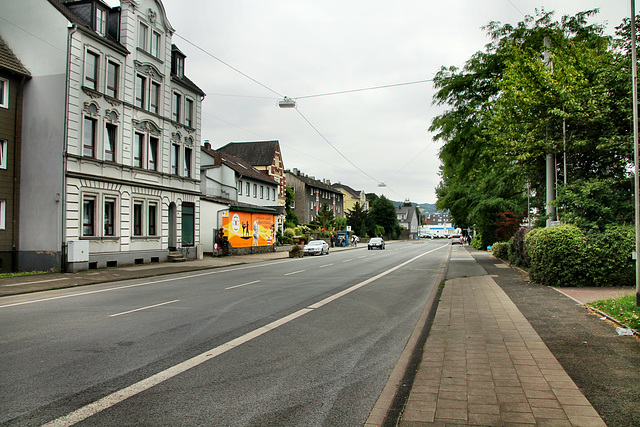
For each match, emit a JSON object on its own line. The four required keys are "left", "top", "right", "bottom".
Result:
{"left": 96, "top": 7, "right": 107, "bottom": 36}
{"left": 171, "top": 45, "right": 185, "bottom": 78}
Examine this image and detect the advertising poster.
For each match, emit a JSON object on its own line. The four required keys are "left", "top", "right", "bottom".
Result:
{"left": 222, "top": 210, "right": 275, "bottom": 248}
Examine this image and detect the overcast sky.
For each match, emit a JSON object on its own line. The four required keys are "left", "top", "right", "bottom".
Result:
{"left": 114, "top": 1, "right": 633, "bottom": 204}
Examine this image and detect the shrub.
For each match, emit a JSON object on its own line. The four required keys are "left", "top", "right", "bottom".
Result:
{"left": 586, "top": 225, "right": 635, "bottom": 287}
{"left": 508, "top": 227, "right": 532, "bottom": 267}
{"left": 471, "top": 233, "right": 484, "bottom": 250}
{"left": 283, "top": 228, "right": 295, "bottom": 238}
{"left": 526, "top": 224, "right": 590, "bottom": 287}
{"left": 491, "top": 241, "right": 510, "bottom": 260}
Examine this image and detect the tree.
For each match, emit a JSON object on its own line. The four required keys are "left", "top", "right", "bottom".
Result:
{"left": 368, "top": 195, "right": 401, "bottom": 239}
{"left": 313, "top": 202, "right": 334, "bottom": 230}
{"left": 284, "top": 186, "right": 298, "bottom": 228}
{"left": 345, "top": 202, "right": 368, "bottom": 237}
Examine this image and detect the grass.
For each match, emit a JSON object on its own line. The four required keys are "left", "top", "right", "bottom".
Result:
{"left": 0, "top": 271, "right": 46, "bottom": 278}
{"left": 589, "top": 295, "right": 640, "bottom": 331}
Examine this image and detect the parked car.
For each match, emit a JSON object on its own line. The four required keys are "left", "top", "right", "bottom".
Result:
{"left": 368, "top": 237, "right": 385, "bottom": 250}
{"left": 451, "top": 234, "right": 463, "bottom": 245}
{"left": 303, "top": 240, "right": 329, "bottom": 255}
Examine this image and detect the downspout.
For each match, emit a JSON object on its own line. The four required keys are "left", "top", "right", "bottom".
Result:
{"left": 11, "top": 75, "right": 27, "bottom": 271}
{"left": 61, "top": 23, "right": 77, "bottom": 272}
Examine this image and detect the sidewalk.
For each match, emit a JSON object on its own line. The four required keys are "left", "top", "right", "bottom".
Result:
{"left": 398, "top": 246, "right": 609, "bottom": 426}
{"left": 0, "top": 244, "right": 360, "bottom": 298}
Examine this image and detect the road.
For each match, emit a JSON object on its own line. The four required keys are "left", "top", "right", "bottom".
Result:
{"left": 0, "top": 240, "right": 450, "bottom": 426}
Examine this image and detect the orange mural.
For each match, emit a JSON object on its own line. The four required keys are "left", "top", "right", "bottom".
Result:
{"left": 221, "top": 210, "right": 275, "bottom": 248}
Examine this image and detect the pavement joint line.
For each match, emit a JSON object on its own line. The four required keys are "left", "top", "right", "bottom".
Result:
{"left": 2, "top": 277, "right": 67, "bottom": 287}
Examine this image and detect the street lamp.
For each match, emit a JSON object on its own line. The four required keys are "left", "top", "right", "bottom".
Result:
{"left": 278, "top": 97, "right": 296, "bottom": 108}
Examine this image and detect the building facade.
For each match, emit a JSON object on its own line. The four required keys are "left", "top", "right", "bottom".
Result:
{"left": 285, "top": 169, "right": 344, "bottom": 224}
{"left": 332, "top": 183, "right": 368, "bottom": 213}
{"left": 3, "top": 0, "right": 204, "bottom": 271}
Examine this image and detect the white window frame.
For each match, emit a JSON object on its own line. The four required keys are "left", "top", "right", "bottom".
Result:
{"left": 106, "top": 59, "right": 119, "bottom": 99}
{"left": 82, "top": 194, "right": 97, "bottom": 237}
{"left": 139, "top": 21, "right": 149, "bottom": 51}
{"left": 84, "top": 50, "right": 99, "bottom": 90}
{"left": 0, "top": 199, "right": 5, "bottom": 230}
{"left": 96, "top": 7, "right": 107, "bottom": 36}
{"left": 0, "top": 78, "right": 8, "bottom": 109}
{"left": 151, "top": 30, "right": 161, "bottom": 58}
{"left": 0, "top": 139, "right": 7, "bottom": 170}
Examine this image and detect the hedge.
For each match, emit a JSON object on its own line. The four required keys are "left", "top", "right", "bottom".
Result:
{"left": 491, "top": 241, "right": 510, "bottom": 260}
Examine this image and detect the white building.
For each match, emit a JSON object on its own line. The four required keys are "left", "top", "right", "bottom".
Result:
{"left": 2, "top": 0, "right": 204, "bottom": 271}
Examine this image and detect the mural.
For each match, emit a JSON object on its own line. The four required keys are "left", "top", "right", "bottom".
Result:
{"left": 221, "top": 210, "right": 275, "bottom": 248}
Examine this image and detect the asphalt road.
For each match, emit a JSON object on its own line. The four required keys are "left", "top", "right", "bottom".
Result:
{"left": 0, "top": 240, "right": 449, "bottom": 426}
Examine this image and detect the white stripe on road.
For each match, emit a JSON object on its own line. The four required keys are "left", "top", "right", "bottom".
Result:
{"left": 318, "top": 264, "right": 333, "bottom": 268}
{"left": 41, "top": 244, "right": 448, "bottom": 426}
{"left": 225, "top": 280, "right": 260, "bottom": 290}
{"left": 342, "top": 259, "right": 353, "bottom": 263}
{"left": 284, "top": 270, "right": 305, "bottom": 276}
{"left": 109, "top": 300, "right": 180, "bottom": 317}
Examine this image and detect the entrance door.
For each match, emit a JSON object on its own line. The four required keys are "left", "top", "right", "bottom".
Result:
{"left": 169, "top": 202, "right": 177, "bottom": 250}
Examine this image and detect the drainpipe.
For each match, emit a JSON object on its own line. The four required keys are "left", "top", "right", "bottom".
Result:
{"left": 11, "top": 75, "right": 28, "bottom": 271}
{"left": 61, "top": 23, "right": 77, "bottom": 272}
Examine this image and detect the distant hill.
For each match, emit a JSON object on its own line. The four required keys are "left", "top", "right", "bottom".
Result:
{"left": 390, "top": 200, "right": 441, "bottom": 215}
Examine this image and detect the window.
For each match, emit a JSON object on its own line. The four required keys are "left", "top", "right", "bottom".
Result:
{"left": 85, "top": 51, "right": 99, "bottom": 90}
{"left": 139, "top": 22, "right": 148, "bottom": 50}
{"left": 148, "top": 203, "right": 157, "bottom": 235}
{"left": 148, "top": 137, "right": 158, "bottom": 170}
{"left": 96, "top": 7, "right": 106, "bottom": 36}
{"left": 0, "top": 199, "right": 5, "bottom": 230}
{"left": 253, "top": 184, "right": 257, "bottom": 198}
{"left": 265, "top": 187, "right": 269, "bottom": 201}
{"left": 238, "top": 181, "right": 243, "bottom": 196}
{"left": 181, "top": 202, "right": 194, "bottom": 246}
{"left": 172, "top": 92, "right": 181, "bottom": 122}
{"left": 133, "top": 202, "right": 143, "bottom": 236}
{"left": 184, "top": 147, "right": 192, "bottom": 178}
{"left": 134, "top": 133, "right": 144, "bottom": 167}
{"left": 272, "top": 188, "right": 276, "bottom": 201}
{"left": 0, "top": 78, "right": 7, "bottom": 108}
{"left": 171, "top": 144, "right": 179, "bottom": 175}
{"left": 83, "top": 117, "right": 96, "bottom": 157}
{"left": 104, "top": 199, "right": 115, "bottom": 236}
{"left": 106, "top": 61, "right": 119, "bottom": 98}
{"left": 185, "top": 98, "right": 193, "bottom": 127}
{"left": 245, "top": 182, "right": 250, "bottom": 196}
{"left": 151, "top": 31, "right": 161, "bottom": 57}
{"left": 0, "top": 139, "right": 7, "bottom": 169}
{"left": 104, "top": 123, "right": 116, "bottom": 162}
{"left": 260, "top": 186, "right": 264, "bottom": 199}
{"left": 83, "top": 197, "right": 95, "bottom": 236}
{"left": 135, "top": 74, "right": 146, "bottom": 108}
{"left": 150, "top": 81, "right": 161, "bottom": 114}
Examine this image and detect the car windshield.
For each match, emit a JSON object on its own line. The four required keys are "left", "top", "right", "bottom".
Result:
{"left": 370, "top": 238, "right": 382, "bottom": 243}
{"left": 308, "top": 241, "right": 324, "bottom": 246}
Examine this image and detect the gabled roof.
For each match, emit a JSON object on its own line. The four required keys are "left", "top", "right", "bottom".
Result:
{"left": 287, "top": 170, "right": 340, "bottom": 194}
{"left": 201, "top": 146, "right": 277, "bottom": 186}
{"left": 0, "top": 36, "right": 30, "bottom": 77}
{"left": 217, "top": 141, "right": 281, "bottom": 167}
{"left": 332, "top": 183, "right": 362, "bottom": 198}
{"left": 397, "top": 205, "right": 416, "bottom": 222}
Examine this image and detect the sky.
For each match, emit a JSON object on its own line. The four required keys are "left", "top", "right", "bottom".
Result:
{"left": 111, "top": 0, "right": 633, "bottom": 204}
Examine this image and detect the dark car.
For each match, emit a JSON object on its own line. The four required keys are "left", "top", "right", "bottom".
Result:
{"left": 368, "top": 237, "right": 385, "bottom": 250}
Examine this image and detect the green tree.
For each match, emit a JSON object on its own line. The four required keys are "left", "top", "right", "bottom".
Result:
{"left": 368, "top": 195, "right": 401, "bottom": 238}
{"left": 345, "top": 202, "right": 368, "bottom": 236}
{"left": 284, "top": 186, "right": 298, "bottom": 228}
{"left": 314, "top": 202, "right": 335, "bottom": 230}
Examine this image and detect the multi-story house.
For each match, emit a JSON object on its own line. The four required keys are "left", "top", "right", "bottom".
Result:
{"left": 397, "top": 205, "right": 419, "bottom": 239}
{"left": 285, "top": 169, "right": 344, "bottom": 224}
{"left": 0, "top": 37, "right": 31, "bottom": 272}
{"left": 332, "top": 182, "right": 368, "bottom": 213}
{"left": 216, "top": 141, "right": 286, "bottom": 204}
{"left": 200, "top": 143, "right": 279, "bottom": 253}
{"left": 3, "top": 0, "right": 204, "bottom": 272}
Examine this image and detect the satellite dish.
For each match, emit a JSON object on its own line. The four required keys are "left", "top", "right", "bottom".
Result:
{"left": 278, "top": 97, "right": 296, "bottom": 108}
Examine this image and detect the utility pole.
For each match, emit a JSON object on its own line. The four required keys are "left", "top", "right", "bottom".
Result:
{"left": 544, "top": 36, "right": 556, "bottom": 227}
{"left": 630, "top": 0, "right": 640, "bottom": 306}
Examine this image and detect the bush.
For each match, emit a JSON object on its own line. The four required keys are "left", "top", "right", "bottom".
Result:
{"left": 471, "top": 233, "right": 484, "bottom": 250}
{"left": 283, "top": 228, "right": 295, "bottom": 238}
{"left": 508, "top": 227, "right": 532, "bottom": 267}
{"left": 526, "top": 224, "right": 590, "bottom": 287}
{"left": 586, "top": 225, "right": 635, "bottom": 287}
{"left": 491, "top": 241, "right": 510, "bottom": 260}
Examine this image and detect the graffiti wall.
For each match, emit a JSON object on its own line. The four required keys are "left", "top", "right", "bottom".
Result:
{"left": 221, "top": 210, "right": 275, "bottom": 248}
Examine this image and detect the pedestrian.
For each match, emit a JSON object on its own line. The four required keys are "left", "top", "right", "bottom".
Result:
{"left": 330, "top": 234, "right": 335, "bottom": 248}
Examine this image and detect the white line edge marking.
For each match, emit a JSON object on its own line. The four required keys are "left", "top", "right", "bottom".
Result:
{"left": 318, "top": 264, "right": 333, "bottom": 268}
{"left": 284, "top": 270, "right": 305, "bottom": 276}
{"left": 225, "top": 280, "right": 260, "bottom": 290}
{"left": 41, "top": 244, "right": 448, "bottom": 426}
{"left": 341, "top": 259, "right": 353, "bottom": 263}
{"left": 109, "top": 300, "right": 180, "bottom": 318}
{"left": 0, "top": 259, "right": 293, "bottom": 309}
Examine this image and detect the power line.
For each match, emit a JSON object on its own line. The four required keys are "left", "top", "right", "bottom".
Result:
{"left": 294, "top": 79, "right": 433, "bottom": 100}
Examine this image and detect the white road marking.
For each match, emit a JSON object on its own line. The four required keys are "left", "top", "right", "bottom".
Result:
{"left": 40, "top": 244, "right": 449, "bottom": 426}
{"left": 109, "top": 300, "right": 180, "bottom": 317}
{"left": 284, "top": 270, "right": 305, "bottom": 276}
{"left": 2, "top": 277, "right": 67, "bottom": 287}
{"left": 0, "top": 260, "right": 293, "bottom": 309}
{"left": 225, "top": 280, "right": 260, "bottom": 290}
{"left": 358, "top": 256, "right": 366, "bottom": 259}
{"left": 318, "top": 264, "right": 333, "bottom": 268}
{"left": 342, "top": 259, "right": 353, "bottom": 263}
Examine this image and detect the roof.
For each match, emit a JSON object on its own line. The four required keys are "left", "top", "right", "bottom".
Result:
{"left": 332, "top": 183, "right": 362, "bottom": 198}
{"left": 286, "top": 170, "right": 340, "bottom": 194}
{"left": 201, "top": 146, "right": 277, "bottom": 186}
{"left": 217, "top": 141, "right": 281, "bottom": 167}
{"left": 201, "top": 195, "right": 278, "bottom": 214}
{"left": 0, "top": 36, "right": 31, "bottom": 77}
{"left": 397, "top": 206, "right": 416, "bottom": 222}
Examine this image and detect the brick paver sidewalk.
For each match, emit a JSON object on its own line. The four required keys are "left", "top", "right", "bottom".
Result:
{"left": 399, "top": 274, "right": 605, "bottom": 426}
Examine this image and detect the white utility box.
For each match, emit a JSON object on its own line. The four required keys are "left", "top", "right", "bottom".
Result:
{"left": 68, "top": 240, "right": 89, "bottom": 262}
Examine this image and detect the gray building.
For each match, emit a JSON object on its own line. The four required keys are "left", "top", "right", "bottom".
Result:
{"left": 2, "top": 0, "right": 204, "bottom": 271}
{"left": 285, "top": 168, "right": 344, "bottom": 224}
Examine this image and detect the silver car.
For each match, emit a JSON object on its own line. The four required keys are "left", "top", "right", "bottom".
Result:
{"left": 303, "top": 240, "right": 329, "bottom": 255}
{"left": 451, "top": 234, "right": 463, "bottom": 245}
{"left": 368, "top": 237, "right": 385, "bottom": 250}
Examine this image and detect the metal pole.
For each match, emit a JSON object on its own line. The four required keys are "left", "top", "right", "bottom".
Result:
{"left": 544, "top": 36, "right": 556, "bottom": 227}
{"left": 631, "top": 0, "right": 640, "bottom": 306}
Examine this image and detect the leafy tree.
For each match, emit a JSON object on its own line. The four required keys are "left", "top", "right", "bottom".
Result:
{"left": 284, "top": 186, "right": 298, "bottom": 228}
{"left": 334, "top": 215, "right": 347, "bottom": 231}
{"left": 345, "top": 202, "right": 368, "bottom": 237}
{"left": 313, "top": 202, "right": 335, "bottom": 230}
{"left": 368, "top": 195, "right": 401, "bottom": 238}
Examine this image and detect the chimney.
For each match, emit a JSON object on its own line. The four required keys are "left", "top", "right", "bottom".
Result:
{"left": 204, "top": 139, "right": 211, "bottom": 149}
